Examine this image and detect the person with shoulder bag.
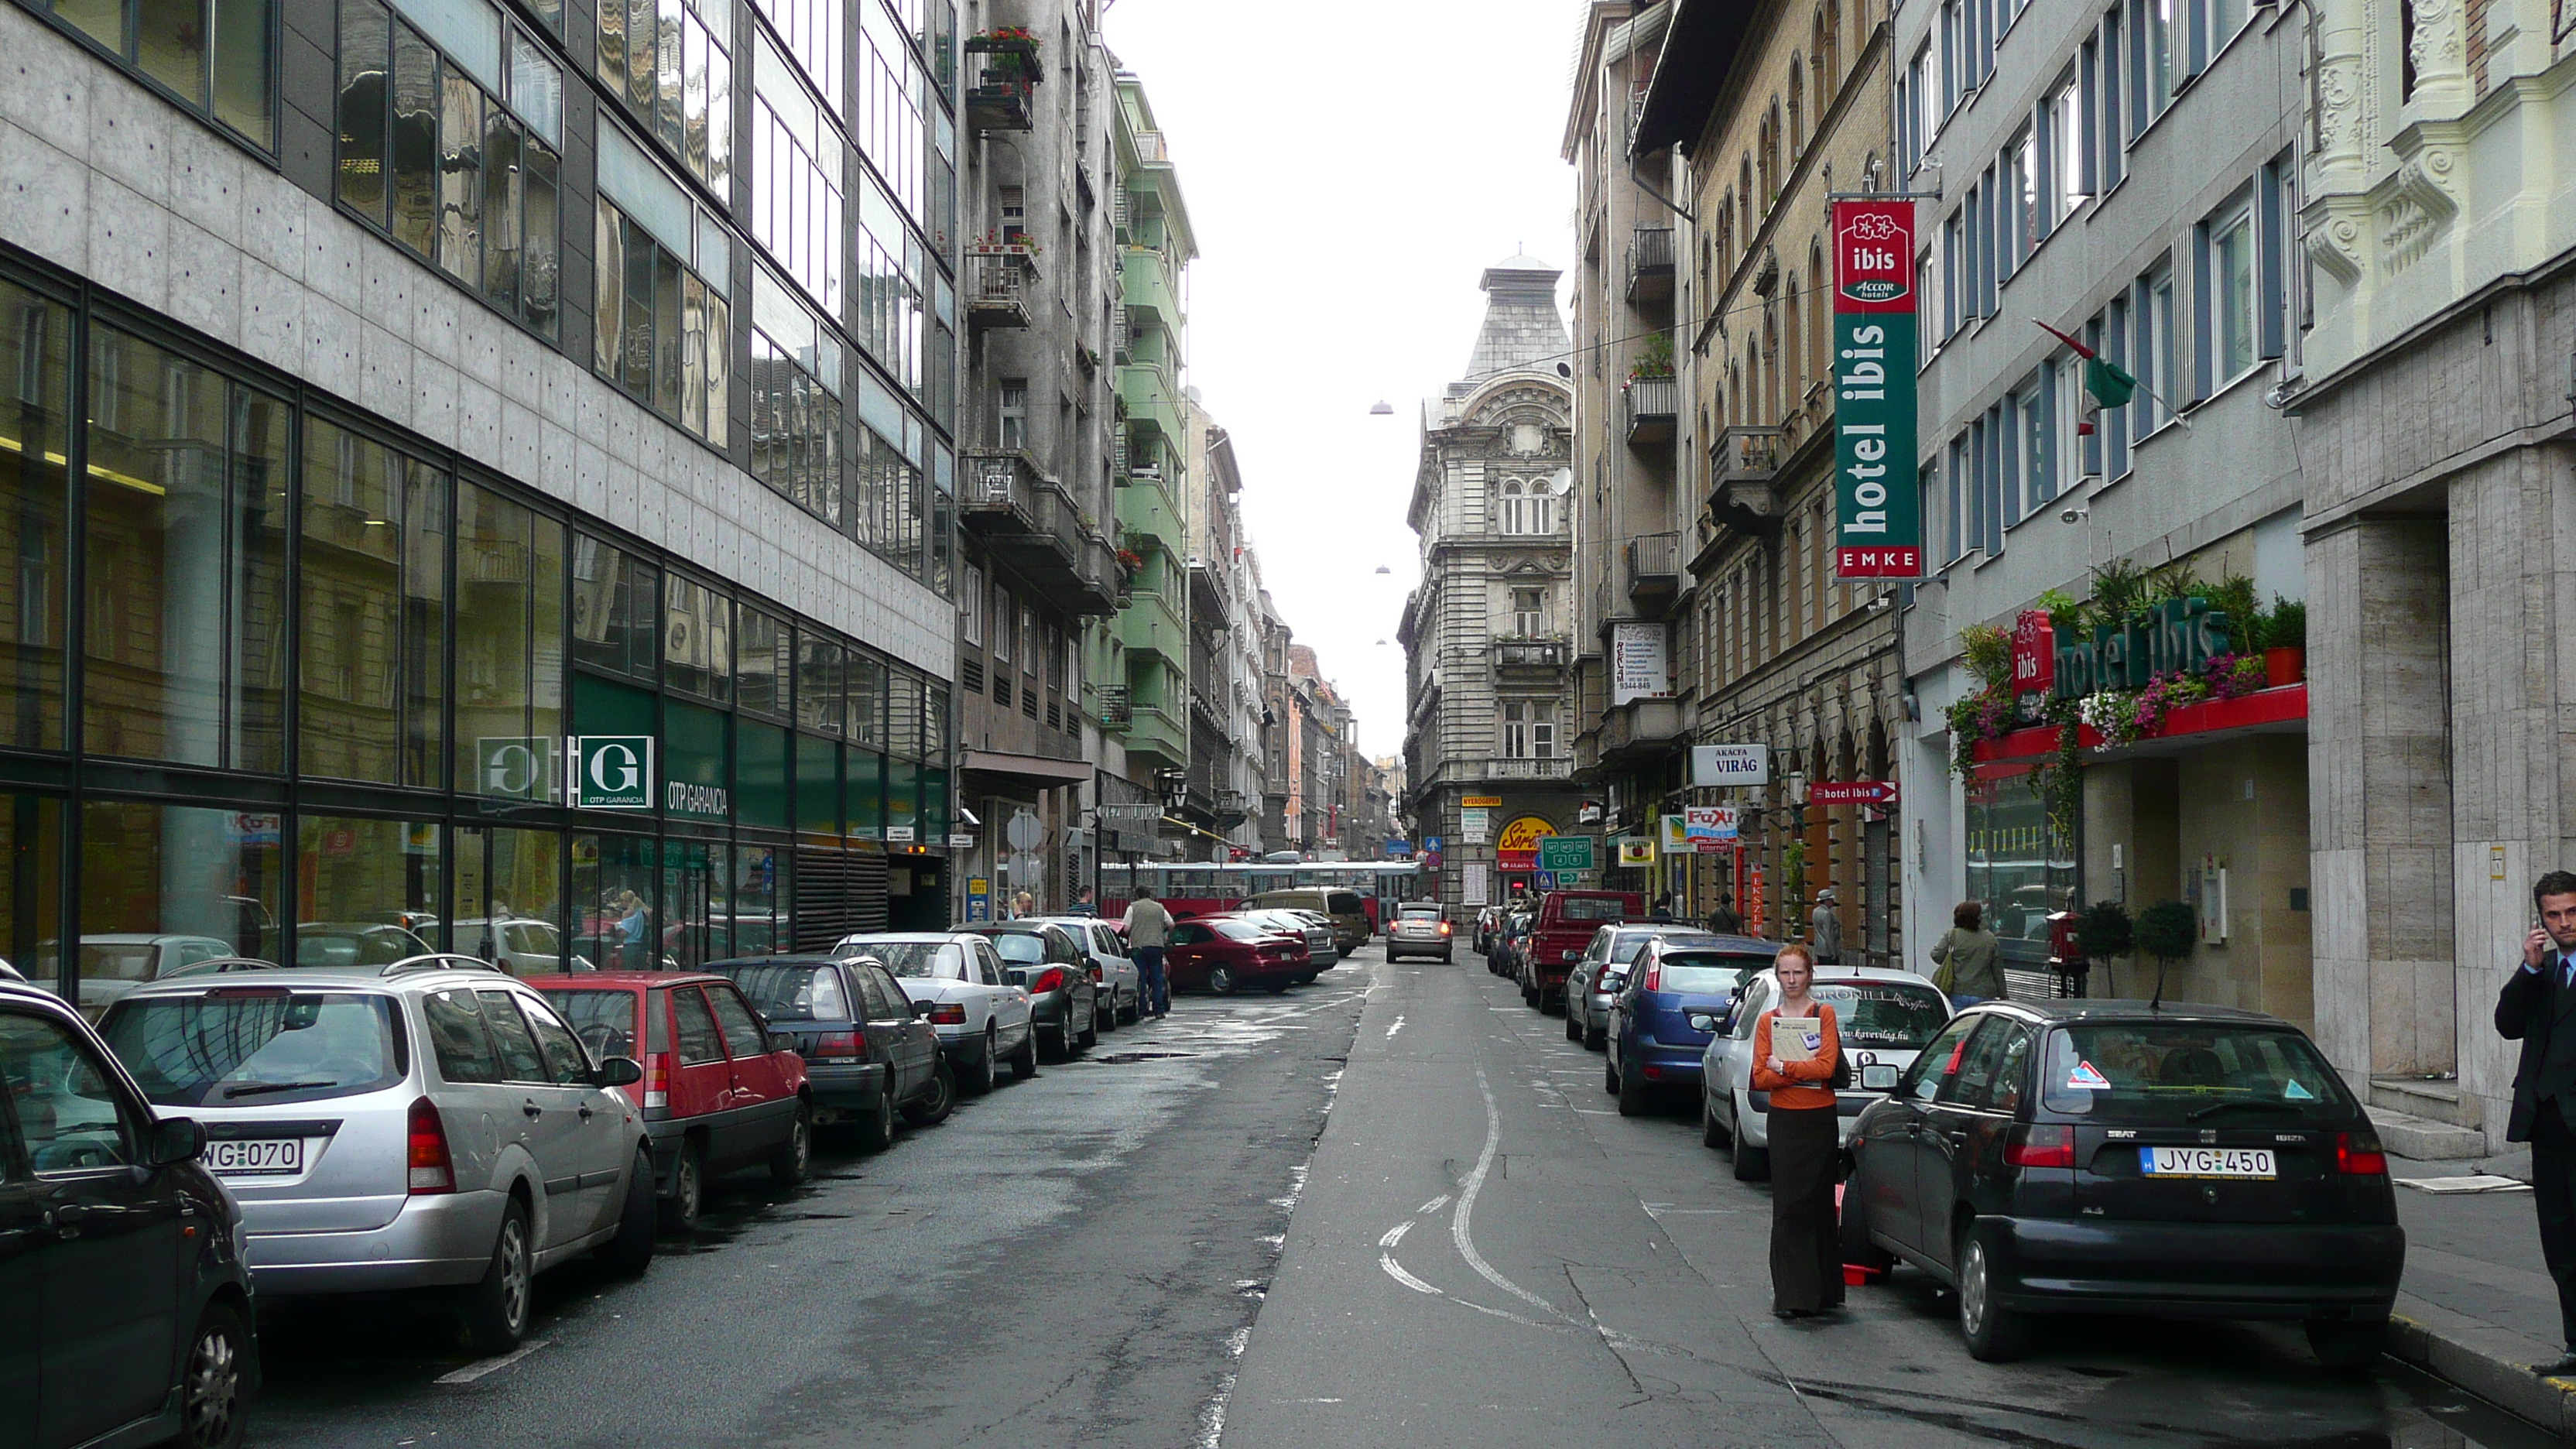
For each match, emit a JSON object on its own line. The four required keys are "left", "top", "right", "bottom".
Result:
{"left": 1752, "top": 942, "right": 1844, "bottom": 1319}
{"left": 1929, "top": 900, "right": 2006, "bottom": 1005}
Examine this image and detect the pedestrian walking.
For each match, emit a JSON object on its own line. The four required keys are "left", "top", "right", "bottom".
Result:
{"left": 2496, "top": 869, "right": 2576, "bottom": 1375}
{"left": 1125, "top": 888, "right": 1174, "bottom": 1017}
{"left": 1706, "top": 892, "right": 1744, "bottom": 936}
{"left": 1929, "top": 901, "right": 2006, "bottom": 1005}
{"left": 1752, "top": 942, "right": 1843, "bottom": 1318}
{"left": 1808, "top": 889, "right": 1844, "bottom": 964}
{"left": 1070, "top": 886, "right": 1098, "bottom": 916}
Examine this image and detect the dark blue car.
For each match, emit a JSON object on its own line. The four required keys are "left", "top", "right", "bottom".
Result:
{"left": 1605, "top": 936, "right": 1773, "bottom": 1115}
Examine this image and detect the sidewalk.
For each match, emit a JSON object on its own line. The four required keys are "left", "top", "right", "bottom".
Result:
{"left": 2382, "top": 1147, "right": 2576, "bottom": 1436}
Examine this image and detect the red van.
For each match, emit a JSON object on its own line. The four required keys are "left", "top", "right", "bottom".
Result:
{"left": 1519, "top": 891, "right": 1645, "bottom": 1012}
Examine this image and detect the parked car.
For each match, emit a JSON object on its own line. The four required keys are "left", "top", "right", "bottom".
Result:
{"left": 1565, "top": 925, "right": 1725, "bottom": 1050}
{"left": 964, "top": 923, "right": 1099, "bottom": 1061}
{"left": 1236, "top": 886, "right": 1371, "bottom": 952}
{"left": 1603, "top": 938, "right": 1774, "bottom": 1115}
{"left": 1242, "top": 909, "right": 1338, "bottom": 977}
{"left": 1838, "top": 1000, "right": 2403, "bottom": 1368}
{"left": 1519, "top": 891, "right": 1645, "bottom": 1011}
{"left": 451, "top": 916, "right": 598, "bottom": 975}
{"left": 1025, "top": 916, "right": 1144, "bottom": 1026}
{"left": 33, "top": 933, "right": 236, "bottom": 1019}
{"left": 1489, "top": 906, "right": 1535, "bottom": 978}
{"left": 1472, "top": 906, "right": 1501, "bottom": 955}
{"left": 1701, "top": 964, "right": 1954, "bottom": 1180}
{"left": 2, "top": 976, "right": 259, "bottom": 1449}
{"left": 162, "top": 956, "right": 289, "bottom": 980}
{"left": 526, "top": 972, "right": 814, "bottom": 1232}
{"left": 1385, "top": 902, "right": 1455, "bottom": 962}
{"left": 293, "top": 921, "right": 433, "bottom": 968}
{"left": 97, "top": 955, "right": 657, "bottom": 1354}
{"left": 704, "top": 954, "right": 951, "bottom": 1147}
{"left": 1284, "top": 910, "right": 1345, "bottom": 969}
{"left": 834, "top": 932, "right": 1036, "bottom": 1092}
{"left": 1164, "top": 916, "right": 1310, "bottom": 995}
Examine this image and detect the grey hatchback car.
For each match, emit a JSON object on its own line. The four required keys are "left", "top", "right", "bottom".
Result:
{"left": 98, "top": 956, "right": 658, "bottom": 1353}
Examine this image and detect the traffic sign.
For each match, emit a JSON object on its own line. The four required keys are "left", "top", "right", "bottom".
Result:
{"left": 1537, "top": 835, "right": 1595, "bottom": 872}
{"left": 569, "top": 735, "right": 653, "bottom": 810}
{"left": 1005, "top": 808, "right": 1045, "bottom": 852}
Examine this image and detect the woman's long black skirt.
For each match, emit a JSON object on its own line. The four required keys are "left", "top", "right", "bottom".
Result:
{"left": 1768, "top": 1103, "right": 1845, "bottom": 1314}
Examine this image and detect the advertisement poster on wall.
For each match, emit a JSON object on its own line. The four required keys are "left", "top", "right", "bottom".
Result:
{"left": 1610, "top": 622, "right": 1673, "bottom": 705}
{"left": 1496, "top": 816, "right": 1558, "bottom": 870}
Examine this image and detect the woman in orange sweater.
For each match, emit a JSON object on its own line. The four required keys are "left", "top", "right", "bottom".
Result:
{"left": 1752, "top": 942, "right": 1842, "bottom": 1318}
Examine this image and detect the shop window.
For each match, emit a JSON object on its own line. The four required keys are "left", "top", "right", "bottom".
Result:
{"left": 735, "top": 605, "right": 790, "bottom": 720}
{"left": 750, "top": 34, "right": 848, "bottom": 317}
{"left": 335, "top": 0, "right": 562, "bottom": 338}
{"left": 454, "top": 824, "right": 564, "bottom": 970}
{"left": 665, "top": 698, "right": 731, "bottom": 824}
{"left": 74, "top": 801, "right": 283, "bottom": 971}
{"left": 41, "top": 0, "right": 273, "bottom": 149}
{"left": 663, "top": 574, "right": 732, "bottom": 702}
{"left": 573, "top": 833, "right": 660, "bottom": 971}
{"left": 747, "top": 264, "right": 846, "bottom": 529}
{"left": 454, "top": 481, "right": 565, "bottom": 800}
{"left": 844, "top": 748, "right": 882, "bottom": 841}
{"left": 796, "top": 734, "right": 839, "bottom": 838}
{"left": 296, "top": 817, "right": 442, "bottom": 957}
{"left": 82, "top": 327, "right": 287, "bottom": 774}
{"left": 594, "top": 125, "right": 730, "bottom": 445}
{"left": 0, "top": 283, "right": 72, "bottom": 753}
{"left": 920, "top": 766, "right": 947, "bottom": 844}
{"left": 572, "top": 535, "right": 660, "bottom": 681}
{"left": 846, "top": 653, "right": 885, "bottom": 749}
{"left": 729, "top": 844, "right": 785, "bottom": 954}
{"left": 795, "top": 632, "right": 843, "bottom": 736}
{"left": 1964, "top": 781, "right": 2074, "bottom": 964}
{"left": 0, "top": 796, "right": 63, "bottom": 989}
{"left": 301, "top": 418, "right": 445, "bottom": 787}
{"left": 596, "top": 0, "right": 731, "bottom": 193}
{"left": 885, "top": 755, "right": 917, "bottom": 842}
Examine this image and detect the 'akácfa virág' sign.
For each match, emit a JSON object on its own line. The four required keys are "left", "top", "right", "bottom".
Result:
{"left": 2050, "top": 598, "right": 2234, "bottom": 700}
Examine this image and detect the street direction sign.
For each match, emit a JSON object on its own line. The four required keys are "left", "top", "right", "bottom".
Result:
{"left": 1537, "top": 835, "right": 1595, "bottom": 872}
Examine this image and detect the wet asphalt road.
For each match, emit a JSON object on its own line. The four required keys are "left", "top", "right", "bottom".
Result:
{"left": 247, "top": 947, "right": 2557, "bottom": 1448}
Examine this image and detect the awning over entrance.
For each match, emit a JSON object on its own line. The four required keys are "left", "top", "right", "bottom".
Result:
{"left": 959, "top": 748, "right": 1093, "bottom": 789}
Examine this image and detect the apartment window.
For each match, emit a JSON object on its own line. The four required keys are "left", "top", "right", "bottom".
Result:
{"left": 2200, "top": 194, "right": 2257, "bottom": 389}
{"left": 2098, "top": 12, "right": 2126, "bottom": 184}
{"left": 997, "top": 381, "right": 1027, "bottom": 449}
{"left": 2014, "top": 370, "right": 2057, "bottom": 514}
{"left": 2102, "top": 296, "right": 2132, "bottom": 473}
{"left": 1940, "top": 0, "right": 1964, "bottom": 108}
{"left": 754, "top": 0, "right": 843, "bottom": 114}
{"left": 594, "top": 125, "right": 729, "bottom": 444}
{"left": 1500, "top": 701, "right": 1555, "bottom": 760}
{"left": 2006, "top": 125, "right": 2038, "bottom": 270}
{"left": 596, "top": 0, "right": 731, "bottom": 192}
{"left": 2133, "top": 261, "right": 2176, "bottom": 433}
{"left": 1942, "top": 212, "right": 1965, "bottom": 337}
{"left": 1511, "top": 587, "right": 1545, "bottom": 639}
{"left": 2201, "top": 0, "right": 2249, "bottom": 66}
{"left": 1945, "top": 436, "right": 1969, "bottom": 563}
{"left": 2136, "top": 0, "right": 2174, "bottom": 125}
{"left": 1917, "top": 251, "right": 1940, "bottom": 365}
{"left": 999, "top": 185, "right": 1027, "bottom": 243}
{"left": 746, "top": 263, "right": 844, "bottom": 526}
{"left": 858, "top": 0, "right": 927, "bottom": 218}
{"left": 960, "top": 561, "right": 982, "bottom": 646}
{"left": 41, "top": 0, "right": 274, "bottom": 148}
{"left": 2046, "top": 68, "right": 2090, "bottom": 226}
{"left": 337, "top": 0, "right": 562, "bottom": 338}
{"left": 2262, "top": 152, "right": 2300, "bottom": 365}
{"left": 751, "top": 35, "right": 848, "bottom": 317}
{"left": 988, "top": 580, "right": 1010, "bottom": 663}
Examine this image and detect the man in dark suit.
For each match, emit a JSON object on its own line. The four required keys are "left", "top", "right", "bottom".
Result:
{"left": 2496, "top": 869, "right": 2576, "bottom": 1375}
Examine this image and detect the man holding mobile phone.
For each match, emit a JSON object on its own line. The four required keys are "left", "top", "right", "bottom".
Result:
{"left": 2497, "top": 869, "right": 2576, "bottom": 1375}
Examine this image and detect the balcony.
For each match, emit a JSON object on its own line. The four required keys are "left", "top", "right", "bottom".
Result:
{"left": 1485, "top": 757, "right": 1574, "bottom": 781}
{"left": 1124, "top": 245, "right": 1181, "bottom": 331}
{"left": 1625, "top": 227, "right": 1675, "bottom": 308}
{"left": 1625, "top": 532, "right": 1680, "bottom": 608}
{"left": 1625, "top": 375, "right": 1677, "bottom": 447}
{"left": 963, "top": 35, "right": 1039, "bottom": 132}
{"left": 1112, "top": 303, "right": 1131, "bottom": 363}
{"left": 1598, "top": 697, "right": 1688, "bottom": 767}
{"left": 1075, "top": 533, "right": 1122, "bottom": 615}
{"left": 1133, "top": 130, "right": 1170, "bottom": 165}
{"left": 1490, "top": 636, "right": 1569, "bottom": 680}
{"left": 960, "top": 450, "right": 1115, "bottom": 615}
{"left": 967, "top": 247, "right": 1040, "bottom": 330}
{"left": 1187, "top": 551, "right": 1231, "bottom": 620}
{"left": 1712, "top": 425, "right": 1786, "bottom": 519}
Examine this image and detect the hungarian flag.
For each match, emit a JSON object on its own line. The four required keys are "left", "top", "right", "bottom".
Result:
{"left": 2035, "top": 320, "right": 2137, "bottom": 434}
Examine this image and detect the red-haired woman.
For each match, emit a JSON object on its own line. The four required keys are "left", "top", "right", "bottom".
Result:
{"left": 1752, "top": 941, "right": 1843, "bottom": 1317}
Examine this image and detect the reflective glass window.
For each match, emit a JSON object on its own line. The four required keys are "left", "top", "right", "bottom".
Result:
{"left": 301, "top": 419, "right": 445, "bottom": 787}
{"left": 74, "top": 802, "right": 285, "bottom": 983}
{"left": 664, "top": 574, "right": 733, "bottom": 701}
{"left": 45, "top": 0, "right": 274, "bottom": 149}
{"left": 751, "top": 34, "right": 848, "bottom": 318}
{"left": 297, "top": 816, "right": 442, "bottom": 957}
{"left": 454, "top": 824, "right": 564, "bottom": 970}
{"left": 597, "top": 0, "right": 730, "bottom": 192}
{"left": 795, "top": 632, "right": 842, "bottom": 735}
{"left": 0, "top": 283, "right": 71, "bottom": 753}
{"left": 571, "top": 535, "right": 660, "bottom": 681}
{"left": 736, "top": 606, "right": 790, "bottom": 720}
{"left": 454, "top": 481, "right": 564, "bottom": 801}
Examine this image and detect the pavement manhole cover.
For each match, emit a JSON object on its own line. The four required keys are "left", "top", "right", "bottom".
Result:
{"left": 1084, "top": 1050, "right": 1197, "bottom": 1064}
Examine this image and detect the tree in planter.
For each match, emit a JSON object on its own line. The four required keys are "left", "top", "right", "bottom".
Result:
{"left": 2133, "top": 899, "right": 2197, "bottom": 1009}
{"left": 2074, "top": 899, "right": 2134, "bottom": 999}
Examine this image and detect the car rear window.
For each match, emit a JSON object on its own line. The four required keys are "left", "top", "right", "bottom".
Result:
{"left": 544, "top": 988, "right": 643, "bottom": 1059}
{"left": 103, "top": 990, "right": 406, "bottom": 1108}
{"left": 1651, "top": 951, "right": 1762, "bottom": 994}
{"left": 1213, "top": 920, "right": 1267, "bottom": 942}
{"left": 1814, "top": 981, "right": 1951, "bottom": 1050}
{"left": 1399, "top": 906, "right": 1441, "bottom": 920}
{"left": 2041, "top": 1023, "right": 2355, "bottom": 1120}
{"left": 985, "top": 933, "right": 1046, "bottom": 963}
{"left": 1556, "top": 897, "right": 1625, "bottom": 922}
{"left": 1619, "top": 932, "right": 1717, "bottom": 963}
{"left": 1327, "top": 892, "right": 1363, "bottom": 916}
{"left": 725, "top": 964, "right": 851, "bottom": 1022}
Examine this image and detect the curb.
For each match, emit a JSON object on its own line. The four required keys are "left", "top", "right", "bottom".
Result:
{"left": 2384, "top": 1291, "right": 2576, "bottom": 1437}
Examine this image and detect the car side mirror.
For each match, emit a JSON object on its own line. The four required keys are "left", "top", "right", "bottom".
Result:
{"left": 769, "top": 1029, "right": 796, "bottom": 1053}
{"left": 594, "top": 1056, "right": 645, "bottom": 1088}
{"left": 1862, "top": 1064, "right": 1901, "bottom": 1091}
{"left": 149, "top": 1115, "right": 207, "bottom": 1166}
{"left": 1686, "top": 1012, "right": 1719, "bottom": 1033}
{"left": 913, "top": 999, "right": 935, "bottom": 1018}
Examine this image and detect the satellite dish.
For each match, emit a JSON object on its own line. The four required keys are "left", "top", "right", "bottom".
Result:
{"left": 1546, "top": 468, "right": 1574, "bottom": 495}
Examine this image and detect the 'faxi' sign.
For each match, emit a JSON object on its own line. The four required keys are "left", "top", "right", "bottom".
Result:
{"left": 1831, "top": 200, "right": 1923, "bottom": 581}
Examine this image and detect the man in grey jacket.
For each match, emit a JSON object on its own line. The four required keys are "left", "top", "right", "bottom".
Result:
{"left": 1124, "top": 889, "right": 1174, "bottom": 1018}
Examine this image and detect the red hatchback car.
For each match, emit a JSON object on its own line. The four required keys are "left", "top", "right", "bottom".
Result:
{"left": 1164, "top": 916, "right": 1311, "bottom": 995}
{"left": 528, "top": 972, "right": 812, "bottom": 1232}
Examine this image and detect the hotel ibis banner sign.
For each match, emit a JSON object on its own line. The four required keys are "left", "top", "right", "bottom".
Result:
{"left": 1831, "top": 199, "right": 1923, "bottom": 581}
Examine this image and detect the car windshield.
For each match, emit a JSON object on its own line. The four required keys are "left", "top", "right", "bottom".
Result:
{"left": 724, "top": 964, "right": 850, "bottom": 1023}
{"left": 986, "top": 933, "right": 1048, "bottom": 963}
{"left": 1652, "top": 951, "right": 1762, "bottom": 994}
{"left": 2042, "top": 1023, "right": 2355, "bottom": 1121}
{"left": 1814, "top": 981, "right": 1951, "bottom": 1049}
{"left": 1619, "top": 931, "right": 1718, "bottom": 964}
{"left": 857, "top": 941, "right": 966, "bottom": 979}
{"left": 544, "top": 988, "right": 642, "bottom": 1057}
{"left": 101, "top": 991, "right": 405, "bottom": 1107}
{"left": 1557, "top": 898, "right": 1624, "bottom": 922}
{"left": 1212, "top": 920, "right": 1267, "bottom": 942}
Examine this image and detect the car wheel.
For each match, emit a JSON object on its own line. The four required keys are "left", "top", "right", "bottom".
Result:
{"left": 1584, "top": 1023, "right": 1606, "bottom": 1050}
{"left": 1208, "top": 964, "right": 1238, "bottom": 995}
{"left": 1294, "top": 973, "right": 1316, "bottom": 985}
{"left": 903, "top": 1057, "right": 957, "bottom": 1126}
{"left": 598, "top": 1146, "right": 658, "bottom": 1275}
{"left": 1838, "top": 1180, "right": 1893, "bottom": 1273}
{"left": 1615, "top": 1054, "right": 1651, "bottom": 1117}
{"left": 1701, "top": 1091, "right": 1731, "bottom": 1150}
{"left": 1603, "top": 1057, "right": 1620, "bottom": 1097}
{"left": 1523, "top": 981, "right": 1538, "bottom": 1006}
{"left": 963, "top": 1027, "right": 999, "bottom": 1095}
{"left": 1096, "top": 994, "right": 1117, "bottom": 1035}
{"left": 770, "top": 1101, "right": 814, "bottom": 1184}
{"left": 1564, "top": 1011, "right": 1581, "bottom": 1042}
{"left": 2305, "top": 1316, "right": 2389, "bottom": 1372}
{"left": 658, "top": 1139, "right": 704, "bottom": 1233}
{"left": 459, "top": 1198, "right": 533, "bottom": 1355}
{"left": 855, "top": 1078, "right": 898, "bottom": 1150}
{"left": 1957, "top": 1224, "right": 2030, "bottom": 1362}
{"left": 176, "top": 1298, "right": 253, "bottom": 1449}
{"left": 1120, "top": 995, "right": 1141, "bottom": 1024}
{"left": 1011, "top": 1029, "right": 1040, "bottom": 1079}
{"left": 1077, "top": 1002, "right": 1100, "bottom": 1050}
{"left": 1730, "top": 1102, "right": 1771, "bottom": 1182}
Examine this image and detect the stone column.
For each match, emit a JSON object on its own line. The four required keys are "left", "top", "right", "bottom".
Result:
{"left": 2307, "top": 516, "right": 2453, "bottom": 1085}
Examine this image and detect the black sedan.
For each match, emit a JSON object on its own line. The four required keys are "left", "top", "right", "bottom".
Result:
{"left": 966, "top": 922, "right": 1099, "bottom": 1063}
{"left": 1839, "top": 1000, "right": 2403, "bottom": 1368}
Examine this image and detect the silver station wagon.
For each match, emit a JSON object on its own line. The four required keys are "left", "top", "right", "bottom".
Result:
{"left": 98, "top": 955, "right": 659, "bottom": 1352}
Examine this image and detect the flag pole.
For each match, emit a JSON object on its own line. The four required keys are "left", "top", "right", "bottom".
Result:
{"left": 2030, "top": 319, "right": 2192, "bottom": 431}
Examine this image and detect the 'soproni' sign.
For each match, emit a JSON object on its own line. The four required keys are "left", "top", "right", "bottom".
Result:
{"left": 1831, "top": 199, "right": 1922, "bottom": 580}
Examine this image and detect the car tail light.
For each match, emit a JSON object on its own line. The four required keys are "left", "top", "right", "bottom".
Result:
{"left": 810, "top": 1032, "right": 865, "bottom": 1064}
{"left": 1438, "top": 922, "right": 1452, "bottom": 935}
{"left": 1643, "top": 960, "right": 1662, "bottom": 992}
{"left": 2336, "top": 1131, "right": 2389, "bottom": 1176}
{"left": 926, "top": 1002, "right": 966, "bottom": 1026}
{"left": 1029, "top": 967, "right": 1068, "bottom": 995}
{"left": 2003, "top": 1123, "right": 2074, "bottom": 1169}
{"left": 1087, "top": 964, "right": 1105, "bottom": 982}
{"left": 406, "top": 1097, "right": 455, "bottom": 1194}
{"left": 642, "top": 1052, "right": 671, "bottom": 1108}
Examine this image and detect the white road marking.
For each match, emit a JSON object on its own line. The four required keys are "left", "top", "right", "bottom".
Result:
{"left": 1380, "top": 1219, "right": 1414, "bottom": 1248}
{"left": 1453, "top": 1063, "right": 1569, "bottom": 1322}
{"left": 1417, "top": 1193, "right": 1451, "bottom": 1214}
{"left": 1386, "top": 1015, "right": 1406, "bottom": 1040}
{"left": 435, "top": 1339, "right": 550, "bottom": 1385}
{"left": 1381, "top": 1250, "right": 1444, "bottom": 1296}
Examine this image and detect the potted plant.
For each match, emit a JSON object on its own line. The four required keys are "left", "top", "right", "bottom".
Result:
{"left": 2259, "top": 596, "right": 2305, "bottom": 687}
{"left": 2134, "top": 899, "right": 2197, "bottom": 1009}
{"left": 965, "top": 26, "right": 1041, "bottom": 79}
{"left": 2072, "top": 899, "right": 2134, "bottom": 999}
{"left": 1625, "top": 331, "right": 1676, "bottom": 384}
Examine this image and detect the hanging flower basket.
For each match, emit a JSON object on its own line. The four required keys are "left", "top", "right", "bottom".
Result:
{"left": 966, "top": 28, "right": 1041, "bottom": 80}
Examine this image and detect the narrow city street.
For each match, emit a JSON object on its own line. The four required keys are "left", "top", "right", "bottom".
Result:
{"left": 236, "top": 947, "right": 2554, "bottom": 1448}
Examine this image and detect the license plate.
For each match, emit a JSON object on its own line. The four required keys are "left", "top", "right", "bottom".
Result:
{"left": 2140, "top": 1146, "right": 2274, "bottom": 1179}
{"left": 206, "top": 1137, "right": 304, "bottom": 1176}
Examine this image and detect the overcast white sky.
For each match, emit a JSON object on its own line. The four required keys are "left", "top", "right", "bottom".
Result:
{"left": 1103, "top": 0, "right": 1584, "bottom": 760}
